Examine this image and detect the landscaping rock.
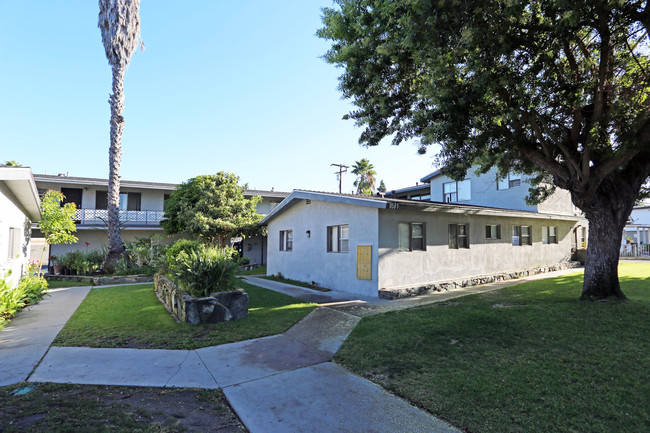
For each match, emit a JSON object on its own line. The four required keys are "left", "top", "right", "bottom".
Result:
{"left": 154, "top": 275, "right": 248, "bottom": 325}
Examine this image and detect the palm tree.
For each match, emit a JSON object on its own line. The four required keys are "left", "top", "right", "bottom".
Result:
{"left": 351, "top": 158, "right": 376, "bottom": 195}
{"left": 98, "top": 0, "right": 141, "bottom": 270}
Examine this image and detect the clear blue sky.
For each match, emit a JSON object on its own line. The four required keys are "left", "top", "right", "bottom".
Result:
{"left": 0, "top": 1, "right": 439, "bottom": 193}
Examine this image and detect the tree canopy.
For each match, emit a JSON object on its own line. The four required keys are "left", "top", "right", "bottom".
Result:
{"left": 320, "top": 0, "right": 650, "bottom": 299}
{"left": 40, "top": 190, "right": 78, "bottom": 246}
{"left": 162, "top": 172, "right": 263, "bottom": 247}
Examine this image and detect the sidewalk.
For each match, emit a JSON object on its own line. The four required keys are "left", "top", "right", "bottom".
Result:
{"left": 0, "top": 285, "right": 92, "bottom": 386}
{"left": 2, "top": 269, "right": 583, "bottom": 432}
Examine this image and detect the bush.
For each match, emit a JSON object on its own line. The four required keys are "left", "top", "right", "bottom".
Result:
{"left": 174, "top": 247, "right": 241, "bottom": 297}
{"left": 164, "top": 239, "right": 202, "bottom": 274}
{"left": 1, "top": 272, "right": 48, "bottom": 329}
{"left": 60, "top": 250, "right": 104, "bottom": 275}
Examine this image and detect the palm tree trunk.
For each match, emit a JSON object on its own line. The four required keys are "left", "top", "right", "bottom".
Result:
{"left": 105, "top": 64, "right": 126, "bottom": 271}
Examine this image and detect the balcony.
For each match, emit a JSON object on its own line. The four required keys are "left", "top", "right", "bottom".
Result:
{"left": 74, "top": 209, "right": 165, "bottom": 227}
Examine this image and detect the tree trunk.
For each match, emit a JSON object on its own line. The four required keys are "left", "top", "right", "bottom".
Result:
{"left": 105, "top": 64, "right": 126, "bottom": 272}
{"left": 581, "top": 211, "right": 626, "bottom": 300}
{"left": 577, "top": 179, "right": 638, "bottom": 300}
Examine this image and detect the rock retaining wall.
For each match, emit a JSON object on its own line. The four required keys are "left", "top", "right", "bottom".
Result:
{"left": 45, "top": 274, "right": 153, "bottom": 286}
{"left": 154, "top": 275, "right": 249, "bottom": 325}
{"left": 379, "top": 262, "right": 582, "bottom": 300}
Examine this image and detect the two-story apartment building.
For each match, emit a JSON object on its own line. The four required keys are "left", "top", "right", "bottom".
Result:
{"left": 31, "top": 174, "right": 287, "bottom": 266}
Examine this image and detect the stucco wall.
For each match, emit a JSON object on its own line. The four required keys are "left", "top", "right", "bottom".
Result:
{"left": 45, "top": 229, "right": 169, "bottom": 257}
{"left": 427, "top": 167, "right": 537, "bottom": 211}
{"left": 377, "top": 208, "right": 576, "bottom": 290}
{"left": 241, "top": 234, "right": 266, "bottom": 265}
{"left": 0, "top": 191, "right": 31, "bottom": 286}
{"left": 266, "top": 200, "right": 379, "bottom": 296}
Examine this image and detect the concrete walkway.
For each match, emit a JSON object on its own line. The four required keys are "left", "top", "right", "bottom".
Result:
{"left": 0, "top": 285, "right": 92, "bottom": 386}
{"left": 2, "top": 268, "right": 584, "bottom": 432}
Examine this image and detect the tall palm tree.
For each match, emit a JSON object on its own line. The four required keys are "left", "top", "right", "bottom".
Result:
{"left": 351, "top": 158, "right": 376, "bottom": 195}
{"left": 98, "top": 0, "right": 141, "bottom": 270}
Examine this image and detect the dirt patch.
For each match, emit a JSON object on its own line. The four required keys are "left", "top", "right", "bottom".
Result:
{"left": 0, "top": 383, "right": 247, "bottom": 432}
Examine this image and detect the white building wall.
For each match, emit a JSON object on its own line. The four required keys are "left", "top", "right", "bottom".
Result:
{"left": 267, "top": 200, "right": 379, "bottom": 296}
{"left": 377, "top": 208, "right": 577, "bottom": 290}
{"left": 0, "top": 192, "right": 31, "bottom": 286}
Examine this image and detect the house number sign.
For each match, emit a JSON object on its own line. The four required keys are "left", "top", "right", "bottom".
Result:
{"left": 388, "top": 203, "right": 400, "bottom": 210}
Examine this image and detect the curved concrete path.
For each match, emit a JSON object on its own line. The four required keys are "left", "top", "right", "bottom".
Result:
{"left": 1, "top": 268, "right": 583, "bottom": 432}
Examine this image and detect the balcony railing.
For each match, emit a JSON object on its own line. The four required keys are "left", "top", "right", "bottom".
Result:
{"left": 74, "top": 209, "right": 165, "bottom": 227}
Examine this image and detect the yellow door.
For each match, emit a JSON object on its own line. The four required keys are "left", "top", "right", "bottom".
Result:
{"left": 356, "top": 245, "right": 372, "bottom": 280}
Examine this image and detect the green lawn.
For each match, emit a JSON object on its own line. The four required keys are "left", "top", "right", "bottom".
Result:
{"left": 335, "top": 262, "right": 650, "bottom": 433}
{"left": 46, "top": 280, "right": 93, "bottom": 289}
{"left": 54, "top": 281, "right": 316, "bottom": 350}
{"left": 239, "top": 265, "right": 266, "bottom": 276}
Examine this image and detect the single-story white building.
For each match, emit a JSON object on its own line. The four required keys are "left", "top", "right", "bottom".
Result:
{"left": 0, "top": 167, "right": 41, "bottom": 286}
{"left": 261, "top": 190, "right": 584, "bottom": 298}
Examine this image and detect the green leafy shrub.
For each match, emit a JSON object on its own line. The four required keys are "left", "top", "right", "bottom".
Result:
{"left": 164, "top": 239, "right": 202, "bottom": 274}
{"left": 174, "top": 247, "right": 241, "bottom": 297}
{"left": 1, "top": 272, "right": 48, "bottom": 329}
{"left": 60, "top": 250, "right": 104, "bottom": 275}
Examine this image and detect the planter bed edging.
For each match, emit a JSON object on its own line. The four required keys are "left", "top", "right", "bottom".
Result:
{"left": 154, "top": 274, "right": 249, "bottom": 325}
{"left": 45, "top": 274, "right": 153, "bottom": 286}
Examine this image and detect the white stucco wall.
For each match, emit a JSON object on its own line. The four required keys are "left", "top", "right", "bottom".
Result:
{"left": 377, "top": 208, "right": 577, "bottom": 290}
{"left": 0, "top": 192, "right": 30, "bottom": 286}
{"left": 44, "top": 229, "right": 169, "bottom": 258}
{"left": 266, "top": 200, "right": 380, "bottom": 296}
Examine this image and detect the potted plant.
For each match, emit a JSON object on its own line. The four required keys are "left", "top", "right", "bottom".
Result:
{"left": 50, "top": 255, "right": 61, "bottom": 275}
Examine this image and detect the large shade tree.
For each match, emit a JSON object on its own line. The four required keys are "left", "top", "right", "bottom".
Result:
{"left": 319, "top": 0, "right": 650, "bottom": 300}
{"left": 162, "top": 172, "right": 263, "bottom": 247}
{"left": 98, "top": 0, "right": 141, "bottom": 271}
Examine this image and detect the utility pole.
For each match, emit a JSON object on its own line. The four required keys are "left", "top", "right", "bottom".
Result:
{"left": 331, "top": 163, "right": 348, "bottom": 194}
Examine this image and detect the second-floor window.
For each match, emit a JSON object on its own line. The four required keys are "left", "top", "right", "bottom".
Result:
{"left": 497, "top": 172, "right": 522, "bottom": 190}
{"left": 96, "top": 191, "right": 141, "bottom": 211}
{"left": 443, "top": 180, "right": 471, "bottom": 202}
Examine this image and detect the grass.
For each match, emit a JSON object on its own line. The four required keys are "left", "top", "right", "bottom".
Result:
{"left": 46, "top": 280, "right": 93, "bottom": 289}
{"left": 335, "top": 262, "right": 650, "bottom": 433}
{"left": 239, "top": 265, "right": 266, "bottom": 276}
{"left": 54, "top": 281, "right": 316, "bottom": 350}
{"left": 0, "top": 382, "right": 245, "bottom": 432}
{"left": 262, "top": 275, "right": 331, "bottom": 292}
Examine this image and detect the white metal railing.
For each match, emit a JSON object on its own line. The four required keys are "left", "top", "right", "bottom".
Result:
{"left": 74, "top": 209, "right": 165, "bottom": 226}
{"left": 620, "top": 243, "right": 650, "bottom": 258}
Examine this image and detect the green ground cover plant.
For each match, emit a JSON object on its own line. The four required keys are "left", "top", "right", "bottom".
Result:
{"left": 262, "top": 274, "right": 331, "bottom": 292}
{"left": 335, "top": 263, "right": 650, "bottom": 433}
{"left": 0, "top": 382, "right": 245, "bottom": 432}
{"left": 1, "top": 273, "right": 48, "bottom": 330}
{"left": 54, "top": 282, "right": 315, "bottom": 350}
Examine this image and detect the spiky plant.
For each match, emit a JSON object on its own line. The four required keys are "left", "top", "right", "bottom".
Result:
{"left": 98, "top": 0, "right": 141, "bottom": 271}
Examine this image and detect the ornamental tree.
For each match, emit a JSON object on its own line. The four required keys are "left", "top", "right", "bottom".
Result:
{"left": 319, "top": 0, "right": 650, "bottom": 300}
{"left": 162, "top": 172, "right": 263, "bottom": 247}
{"left": 39, "top": 190, "right": 78, "bottom": 276}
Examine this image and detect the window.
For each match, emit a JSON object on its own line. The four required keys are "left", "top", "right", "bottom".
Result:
{"left": 580, "top": 227, "right": 587, "bottom": 248}
{"left": 542, "top": 226, "right": 558, "bottom": 244}
{"left": 327, "top": 225, "right": 349, "bottom": 253}
{"left": 497, "top": 172, "right": 522, "bottom": 190}
{"left": 279, "top": 230, "right": 293, "bottom": 251}
{"left": 163, "top": 194, "right": 170, "bottom": 211}
{"left": 96, "top": 191, "right": 108, "bottom": 210}
{"left": 8, "top": 227, "right": 22, "bottom": 260}
{"left": 443, "top": 179, "right": 471, "bottom": 202}
{"left": 398, "top": 223, "right": 426, "bottom": 251}
{"left": 512, "top": 225, "right": 532, "bottom": 246}
{"left": 485, "top": 224, "right": 501, "bottom": 239}
{"left": 449, "top": 224, "right": 469, "bottom": 249}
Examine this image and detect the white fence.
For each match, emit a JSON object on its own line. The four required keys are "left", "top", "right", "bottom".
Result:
{"left": 620, "top": 243, "right": 650, "bottom": 259}
{"left": 74, "top": 209, "right": 165, "bottom": 226}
